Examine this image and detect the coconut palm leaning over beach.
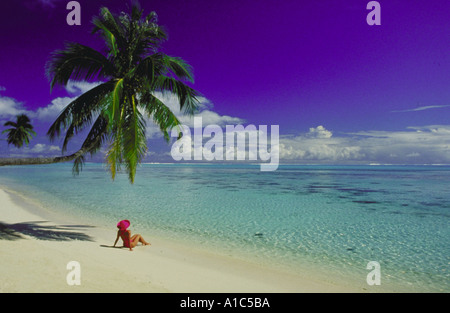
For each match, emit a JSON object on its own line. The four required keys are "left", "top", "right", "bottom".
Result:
{"left": 2, "top": 114, "right": 36, "bottom": 148}
{"left": 0, "top": 3, "right": 200, "bottom": 184}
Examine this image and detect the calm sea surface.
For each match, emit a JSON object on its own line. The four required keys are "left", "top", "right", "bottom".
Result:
{"left": 0, "top": 163, "right": 448, "bottom": 291}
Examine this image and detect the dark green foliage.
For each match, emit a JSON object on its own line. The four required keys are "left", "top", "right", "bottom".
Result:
{"left": 2, "top": 114, "right": 36, "bottom": 148}
{"left": 46, "top": 2, "right": 201, "bottom": 183}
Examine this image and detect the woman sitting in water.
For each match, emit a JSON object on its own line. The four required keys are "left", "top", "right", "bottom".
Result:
{"left": 113, "top": 219, "right": 150, "bottom": 251}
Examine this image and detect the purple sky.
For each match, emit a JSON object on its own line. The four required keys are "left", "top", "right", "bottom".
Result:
{"left": 1, "top": 0, "right": 449, "bottom": 164}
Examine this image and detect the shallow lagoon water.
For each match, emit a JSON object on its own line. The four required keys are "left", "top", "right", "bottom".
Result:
{"left": 0, "top": 163, "right": 448, "bottom": 292}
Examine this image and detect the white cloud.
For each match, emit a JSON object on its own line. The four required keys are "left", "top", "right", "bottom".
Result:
{"left": 0, "top": 85, "right": 250, "bottom": 161}
{"left": 2, "top": 84, "right": 243, "bottom": 138}
{"left": 0, "top": 96, "right": 32, "bottom": 118}
{"left": 146, "top": 92, "right": 245, "bottom": 139}
{"left": 392, "top": 105, "right": 450, "bottom": 113}
{"left": 279, "top": 129, "right": 364, "bottom": 162}
{"left": 306, "top": 125, "right": 333, "bottom": 139}
{"left": 30, "top": 80, "right": 104, "bottom": 121}
{"left": 30, "top": 81, "right": 103, "bottom": 121}
{"left": 409, "top": 125, "right": 450, "bottom": 134}
{"left": 280, "top": 125, "right": 450, "bottom": 164}
{"left": 29, "top": 143, "right": 60, "bottom": 153}
{"left": 179, "top": 110, "right": 244, "bottom": 127}
{"left": 152, "top": 92, "right": 245, "bottom": 125}
{"left": 35, "top": 97, "right": 73, "bottom": 120}
{"left": 6, "top": 143, "right": 61, "bottom": 157}
{"left": 65, "top": 80, "right": 103, "bottom": 95}
{"left": 0, "top": 87, "right": 79, "bottom": 122}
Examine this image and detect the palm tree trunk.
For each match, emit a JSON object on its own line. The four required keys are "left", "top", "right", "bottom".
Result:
{"left": 0, "top": 148, "right": 86, "bottom": 166}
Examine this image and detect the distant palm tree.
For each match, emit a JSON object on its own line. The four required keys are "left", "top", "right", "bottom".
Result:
{"left": 0, "top": 2, "right": 200, "bottom": 183}
{"left": 2, "top": 114, "right": 36, "bottom": 148}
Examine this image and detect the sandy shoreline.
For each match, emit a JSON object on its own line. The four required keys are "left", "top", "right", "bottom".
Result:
{"left": 0, "top": 186, "right": 362, "bottom": 293}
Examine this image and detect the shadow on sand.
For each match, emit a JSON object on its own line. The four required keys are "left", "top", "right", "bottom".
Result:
{"left": 0, "top": 220, "right": 95, "bottom": 242}
{"left": 99, "top": 244, "right": 127, "bottom": 249}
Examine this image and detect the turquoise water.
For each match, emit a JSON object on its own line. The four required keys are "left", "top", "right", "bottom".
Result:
{"left": 0, "top": 163, "right": 449, "bottom": 292}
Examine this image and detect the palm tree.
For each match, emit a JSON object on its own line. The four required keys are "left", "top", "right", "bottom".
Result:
{"left": 0, "top": 3, "right": 200, "bottom": 183}
{"left": 2, "top": 114, "right": 36, "bottom": 148}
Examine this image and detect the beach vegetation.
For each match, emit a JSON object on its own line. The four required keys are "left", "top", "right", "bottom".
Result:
{"left": 0, "top": 2, "right": 200, "bottom": 184}
{"left": 1, "top": 114, "right": 36, "bottom": 148}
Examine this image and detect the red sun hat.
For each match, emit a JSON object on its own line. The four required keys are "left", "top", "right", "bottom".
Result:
{"left": 117, "top": 219, "right": 130, "bottom": 230}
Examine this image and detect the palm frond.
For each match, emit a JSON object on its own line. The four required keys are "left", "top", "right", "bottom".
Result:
{"left": 106, "top": 101, "right": 126, "bottom": 180}
{"left": 121, "top": 94, "right": 147, "bottom": 183}
{"left": 3, "top": 121, "right": 17, "bottom": 128}
{"left": 71, "top": 113, "right": 110, "bottom": 175}
{"left": 154, "top": 76, "right": 201, "bottom": 115}
{"left": 72, "top": 154, "right": 86, "bottom": 176}
{"left": 162, "top": 55, "right": 195, "bottom": 82}
{"left": 130, "top": 1, "right": 143, "bottom": 22}
{"left": 47, "top": 81, "right": 115, "bottom": 151}
{"left": 46, "top": 42, "right": 113, "bottom": 90}
{"left": 139, "top": 91, "right": 182, "bottom": 142}
{"left": 111, "top": 78, "right": 124, "bottom": 124}
{"left": 92, "top": 7, "right": 127, "bottom": 53}
{"left": 134, "top": 56, "right": 155, "bottom": 89}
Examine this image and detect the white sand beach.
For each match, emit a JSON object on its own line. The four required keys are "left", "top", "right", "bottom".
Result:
{"left": 0, "top": 187, "right": 361, "bottom": 293}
